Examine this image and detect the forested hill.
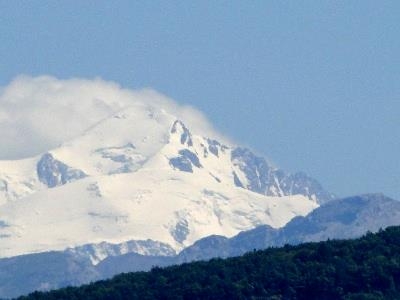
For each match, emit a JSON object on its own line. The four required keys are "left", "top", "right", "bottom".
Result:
{"left": 18, "top": 226, "right": 400, "bottom": 300}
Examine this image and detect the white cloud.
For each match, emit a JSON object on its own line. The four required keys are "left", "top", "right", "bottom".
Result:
{"left": 0, "top": 75, "right": 227, "bottom": 160}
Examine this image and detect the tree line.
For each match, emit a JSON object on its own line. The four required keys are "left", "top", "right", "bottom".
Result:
{"left": 18, "top": 226, "right": 400, "bottom": 299}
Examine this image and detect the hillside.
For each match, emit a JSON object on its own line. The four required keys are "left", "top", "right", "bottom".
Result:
{"left": 18, "top": 226, "right": 400, "bottom": 300}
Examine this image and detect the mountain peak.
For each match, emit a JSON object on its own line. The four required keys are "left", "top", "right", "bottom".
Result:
{"left": 170, "top": 120, "right": 193, "bottom": 147}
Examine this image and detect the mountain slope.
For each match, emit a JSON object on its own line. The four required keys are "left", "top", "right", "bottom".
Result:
{"left": 93, "top": 193, "right": 400, "bottom": 277}
{"left": 0, "top": 165, "right": 316, "bottom": 258}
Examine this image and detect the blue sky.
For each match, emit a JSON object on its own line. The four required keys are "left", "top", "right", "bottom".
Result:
{"left": 1, "top": 1, "right": 399, "bottom": 199}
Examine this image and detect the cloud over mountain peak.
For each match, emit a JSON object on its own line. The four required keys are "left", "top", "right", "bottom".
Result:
{"left": 0, "top": 75, "right": 222, "bottom": 159}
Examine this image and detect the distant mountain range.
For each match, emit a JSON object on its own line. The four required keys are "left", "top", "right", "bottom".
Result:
{"left": 1, "top": 193, "right": 399, "bottom": 299}
{"left": 18, "top": 226, "right": 400, "bottom": 300}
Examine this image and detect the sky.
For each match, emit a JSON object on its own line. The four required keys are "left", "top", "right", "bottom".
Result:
{"left": 0, "top": 1, "right": 399, "bottom": 199}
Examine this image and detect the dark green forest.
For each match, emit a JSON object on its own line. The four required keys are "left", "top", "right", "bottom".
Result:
{"left": 18, "top": 226, "right": 400, "bottom": 300}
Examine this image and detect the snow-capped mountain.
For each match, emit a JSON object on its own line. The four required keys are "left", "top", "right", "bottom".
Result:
{"left": 0, "top": 103, "right": 331, "bottom": 259}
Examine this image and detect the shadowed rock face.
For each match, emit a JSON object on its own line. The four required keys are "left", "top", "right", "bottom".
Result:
{"left": 231, "top": 147, "right": 335, "bottom": 203}
{"left": 37, "top": 153, "right": 87, "bottom": 188}
{"left": 169, "top": 156, "right": 194, "bottom": 173}
{"left": 169, "top": 149, "right": 202, "bottom": 173}
{"left": 170, "top": 218, "right": 190, "bottom": 244}
{"left": 178, "top": 149, "right": 202, "bottom": 168}
{"left": 171, "top": 120, "right": 193, "bottom": 147}
{"left": 206, "top": 139, "right": 222, "bottom": 157}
